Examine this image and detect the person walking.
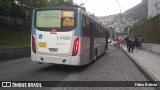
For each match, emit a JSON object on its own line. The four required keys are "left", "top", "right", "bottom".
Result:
{"left": 134, "top": 35, "right": 139, "bottom": 50}
{"left": 115, "top": 39, "right": 121, "bottom": 49}
{"left": 138, "top": 35, "right": 142, "bottom": 50}
{"left": 125, "top": 36, "right": 129, "bottom": 50}
{"left": 128, "top": 35, "right": 135, "bottom": 53}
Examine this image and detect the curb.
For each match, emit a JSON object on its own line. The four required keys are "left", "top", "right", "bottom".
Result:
{"left": 121, "top": 47, "right": 160, "bottom": 90}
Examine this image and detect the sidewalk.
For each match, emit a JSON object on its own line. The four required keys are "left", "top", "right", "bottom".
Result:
{"left": 122, "top": 46, "right": 160, "bottom": 82}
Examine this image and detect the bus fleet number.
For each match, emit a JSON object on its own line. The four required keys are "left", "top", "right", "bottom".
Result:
{"left": 57, "top": 36, "right": 71, "bottom": 40}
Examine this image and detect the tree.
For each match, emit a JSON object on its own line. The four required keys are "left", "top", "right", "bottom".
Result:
{"left": 0, "top": 0, "right": 12, "bottom": 15}
{"left": 0, "top": 0, "right": 73, "bottom": 18}
{"left": 16, "top": 0, "right": 73, "bottom": 19}
{"left": 124, "top": 16, "right": 148, "bottom": 32}
{"left": 0, "top": 0, "right": 74, "bottom": 28}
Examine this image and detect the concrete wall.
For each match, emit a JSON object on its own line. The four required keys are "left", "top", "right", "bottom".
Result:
{"left": 0, "top": 47, "right": 31, "bottom": 62}
{"left": 143, "top": 43, "right": 160, "bottom": 55}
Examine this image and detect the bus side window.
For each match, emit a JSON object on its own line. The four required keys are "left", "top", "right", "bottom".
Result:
{"left": 95, "top": 24, "right": 98, "bottom": 38}
{"left": 101, "top": 29, "right": 104, "bottom": 38}
{"left": 82, "top": 15, "right": 86, "bottom": 36}
{"left": 94, "top": 24, "right": 97, "bottom": 37}
{"left": 104, "top": 30, "right": 105, "bottom": 38}
{"left": 101, "top": 27, "right": 103, "bottom": 38}
{"left": 100, "top": 27, "right": 102, "bottom": 38}
{"left": 98, "top": 26, "right": 101, "bottom": 38}
{"left": 86, "top": 18, "right": 90, "bottom": 37}
{"left": 82, "top": 15, "right": 90, "bottom": 37}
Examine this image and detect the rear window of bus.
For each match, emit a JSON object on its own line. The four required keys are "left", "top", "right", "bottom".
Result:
{"left": 35, "top": 9, "right": 77, "bottom": 31}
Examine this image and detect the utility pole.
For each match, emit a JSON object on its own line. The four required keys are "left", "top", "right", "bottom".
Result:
{"left": 116, "top": 0, "right": 123, "bottom": 40}
{"left": 115, "top": 29, "right": 117, "bottom": 40}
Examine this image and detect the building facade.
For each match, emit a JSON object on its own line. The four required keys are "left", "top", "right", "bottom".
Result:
{"left": 148, "top": 0, "right": 160, "bottom": 18}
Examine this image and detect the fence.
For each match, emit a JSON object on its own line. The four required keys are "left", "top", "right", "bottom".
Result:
{"left": 130, "top": 14, "right": 160, "bottom": 44}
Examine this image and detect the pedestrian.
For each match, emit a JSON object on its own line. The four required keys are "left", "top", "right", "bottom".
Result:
{"left": 124, "top": 36, "right": 129, "bottom": 50}
{"left": 134, "top": 35, "right": 139, "bottom": 50}
{"left": 128, "top": 35, "right": 135, "bottom": 53}
{"left": 138, "top": 35, "right": 142, "bottom": 50}
{"left": 115, "top": 39, "right": 121, "bottom": 49}
{"left": 122, "top": 39, "right": 126, "bottom": 47}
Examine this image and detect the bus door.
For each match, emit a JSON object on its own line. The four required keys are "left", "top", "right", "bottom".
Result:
{"left": 89, "top": 22, "right": 94, "bottom": 60}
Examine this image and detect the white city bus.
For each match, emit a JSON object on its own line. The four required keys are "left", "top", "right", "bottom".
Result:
{"left": 31, "top": 6, "right": 109, "bottom": 66}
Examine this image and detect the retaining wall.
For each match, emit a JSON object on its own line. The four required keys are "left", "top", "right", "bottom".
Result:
{"left": 0, "top": 47, "right": 31, "bottom": 62}
{"left": 142, "top": 43, "right": 160, "bottom": 55}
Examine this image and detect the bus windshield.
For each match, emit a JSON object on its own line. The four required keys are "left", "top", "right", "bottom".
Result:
{"left": 35, "top": 9, "right": 76, "bottom": 30}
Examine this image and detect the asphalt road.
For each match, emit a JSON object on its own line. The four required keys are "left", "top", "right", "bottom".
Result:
{"left": 0, "top": 45, "right": 156, "bottom": 90}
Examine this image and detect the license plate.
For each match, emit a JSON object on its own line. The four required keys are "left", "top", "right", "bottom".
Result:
{"left": 38, "top": 42, "right": 47, "bottom": 48}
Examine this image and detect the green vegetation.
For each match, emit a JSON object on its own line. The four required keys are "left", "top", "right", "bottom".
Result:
{"left": 124, "top": 16, "right": 148, "bottom": 33}
{"left": 0, "top": 0, "right": 74, "bottom": 49}
{"left": 0, "top": 0, "right": 73, "bottom": 19}
{"left": 0, "top": 25, "right": 30, "bottom": 49}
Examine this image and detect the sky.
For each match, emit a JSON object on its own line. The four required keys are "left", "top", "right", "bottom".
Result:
{"left": 74, "top": 0, "right": 142, "bottom": 16}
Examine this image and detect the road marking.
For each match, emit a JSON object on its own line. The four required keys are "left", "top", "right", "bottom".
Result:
{"left": 51, "top": 69, "right": 82, "bottom": 90}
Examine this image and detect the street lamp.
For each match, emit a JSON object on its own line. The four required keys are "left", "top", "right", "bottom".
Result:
{"left": 116, "top": 0, "right": 123, "bottom": 40}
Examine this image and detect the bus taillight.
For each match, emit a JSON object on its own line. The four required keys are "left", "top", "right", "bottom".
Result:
{"left": 32, "top": 36, "right": 36, "bottom": 53}
{"left": 50, "top": 28, "right": 57, "bottom": 34}
{"left": 72, "top": 37, "right": 79, "bottom": 56}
